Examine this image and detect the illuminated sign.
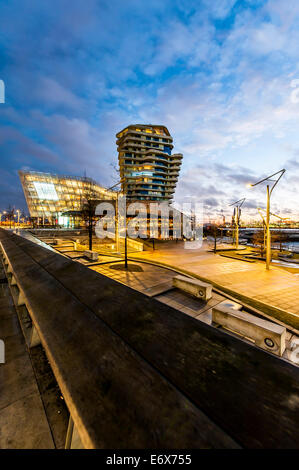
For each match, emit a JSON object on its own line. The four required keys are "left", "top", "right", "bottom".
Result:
{"left": 34, "top": 182, "right": 59, "bottom": 201}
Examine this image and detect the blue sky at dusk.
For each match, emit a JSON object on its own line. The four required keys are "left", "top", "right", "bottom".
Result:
{"left": 0, "top": 0, "right": 299, "bottom": 220}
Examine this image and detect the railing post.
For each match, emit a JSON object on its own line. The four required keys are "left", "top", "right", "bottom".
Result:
{"left": 17, "top": 289, "right": 26, "bottom": 306}
{"left": 65, "top": 416, "right": 74, "bottom": 449}
{"left": 29, "top": 325, "right": 41, "bottom": 348}
{"left": 65, "top": 415, "right": 83, "bottom": 449}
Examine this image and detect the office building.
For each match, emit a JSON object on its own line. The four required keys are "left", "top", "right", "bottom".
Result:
{"left": 19, "top": 170, "right": 115, "bottom": 226}
{"left": 116, "top": 124, "right": 182, "bottom": 201}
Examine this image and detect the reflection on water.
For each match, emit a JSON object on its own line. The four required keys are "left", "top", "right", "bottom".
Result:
{"left": 272, "top": 259, "right": 299, "bottom": 269}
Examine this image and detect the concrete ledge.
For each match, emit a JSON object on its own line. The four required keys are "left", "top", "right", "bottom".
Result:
{"left": 218, "top": 300, "right": 242, "bottom": 310}
{"left": 84, "top": 250, "right": 98, "bottom": 261}
{"left": 212, "top": 305, "right": 286, "bottom": 356}
{"left": 173, "top": 275, "right": 212, "bottom": 300}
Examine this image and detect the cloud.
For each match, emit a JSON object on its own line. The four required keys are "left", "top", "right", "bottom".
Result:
{"left": 0, "top": 0, "right": 299, "bottom": 219}
{"left": 203, "top": 0, "right": 237, "bottom": 19}
{"left": 0, "top": 126, "right": 58, "bottom": 164}
{"left": 31, "top": 77, "right": 86, "bottom": 111}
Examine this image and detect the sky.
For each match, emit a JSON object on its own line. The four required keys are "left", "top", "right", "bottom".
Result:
{"left": 0, "top": 0, "right": 299, "bottom": 222}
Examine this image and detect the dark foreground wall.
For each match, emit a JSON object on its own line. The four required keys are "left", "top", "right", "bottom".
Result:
{"left": 0, "top": 228, "right": 299, "bottom": 449}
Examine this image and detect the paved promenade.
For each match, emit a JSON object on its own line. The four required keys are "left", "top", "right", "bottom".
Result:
{"left": 22, "top": 230, "right": 299, "bottom": 330}
{"left": 131, "top": 241, "right": 299, "bottom": 330}
{"left": 0, "top": 264, "right": 55, "bottom": 448}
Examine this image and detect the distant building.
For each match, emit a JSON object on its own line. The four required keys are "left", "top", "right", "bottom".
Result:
{"left": 19, "top": 170, "right": 115, "bottom": 226}
{"left": 116, "top": 124, "right": 183, "bottom": 201}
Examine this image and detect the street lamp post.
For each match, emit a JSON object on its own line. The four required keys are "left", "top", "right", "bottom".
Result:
{"left": 107, "top": 176, "right": 140, "bottom": 269}
{"left": 107, "top": 179, "right": 125, "bottom": 255}
{"left": 108, "top": 178, "right": 129, "bottom": 269}
{"left": 266, "top": 184, "right": 271, "bottom": 269}
{"left": 229, "top": 198, "right": 246, "bottom": 250}
{"left": 257, "top": 208, "right": 267, "bottom": 254}
{"left": 248, "top": 169, "right": 286, "bottom": 270}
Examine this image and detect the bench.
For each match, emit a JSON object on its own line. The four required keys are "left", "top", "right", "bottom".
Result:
{"left": 83, "top": 250, "right": 98, "bottom": 261}
{"left": 212, "top": 305, "right": 286, "bottom": 356}
{"left": 173, "top": 275, "right": 212, "bottom": 300}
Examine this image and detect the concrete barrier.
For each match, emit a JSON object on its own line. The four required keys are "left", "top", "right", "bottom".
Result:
{"left": 212, "top": 305, "right": 286, "bottom": 356}
{"left": 173, "top": 275, "right": 212, "bottom": 300}
{"left": 218, "top": 300, "right": 242, "bottom": 310}
{"left": 83, "top": 250, "right": 98, "bottom": 261}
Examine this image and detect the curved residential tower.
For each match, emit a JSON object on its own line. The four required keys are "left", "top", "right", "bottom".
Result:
{"left": 116, "top": 124, "right": 183, "bottom": 201}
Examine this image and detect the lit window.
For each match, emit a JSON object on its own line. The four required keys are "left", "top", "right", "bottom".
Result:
{"left": 34, "top": 182, "right": 59, "bottom": 201}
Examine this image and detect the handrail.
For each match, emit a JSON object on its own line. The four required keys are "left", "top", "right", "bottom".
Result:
{"left": 1, "top": 228, "right": 299, "bottom": 449}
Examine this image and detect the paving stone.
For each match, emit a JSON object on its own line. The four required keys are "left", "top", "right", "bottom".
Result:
{"left": 0, "top": 353, "right": 38, "bottom": 410}
{"left": 0, "top": 314, "right": 21, "bottom": 339}
{"left": 0, "top": 392, "right": 54, "bottom": 449}
{"left": 131, "top": 243, "right": 299, "bottom": 325}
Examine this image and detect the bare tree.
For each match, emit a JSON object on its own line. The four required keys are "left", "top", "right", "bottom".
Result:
{"left": 20, "top": 210, "right": 27, "bottom": 224}
{"left": 110, "top": 162, "right": 121, "bottom": 184}
{"left": 205, "top": 224, "right": 221, "bottom": 253}
{"left": 80, "top": 178, "right": 99, "bottom": 251}
{"left": 252, "top": 230, "right": 265, "bottom": 256}
{"left": 6, "top": 206, "right": 15, "bottom": 229}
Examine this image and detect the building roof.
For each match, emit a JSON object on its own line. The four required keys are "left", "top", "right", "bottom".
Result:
{"left": 116, "top": 124, "right": 171, "bottom": 137}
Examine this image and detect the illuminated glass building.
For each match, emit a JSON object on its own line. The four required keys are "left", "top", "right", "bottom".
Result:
{"left": 116, "top": 124, "right": 183, "bottom": 201}
{"left": 19, "top": 170, "right": 115, "bottom": 225}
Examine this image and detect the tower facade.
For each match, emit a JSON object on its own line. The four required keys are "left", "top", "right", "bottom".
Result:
{"left": 116, "top": 124, "right": 182, "bottom": 201}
